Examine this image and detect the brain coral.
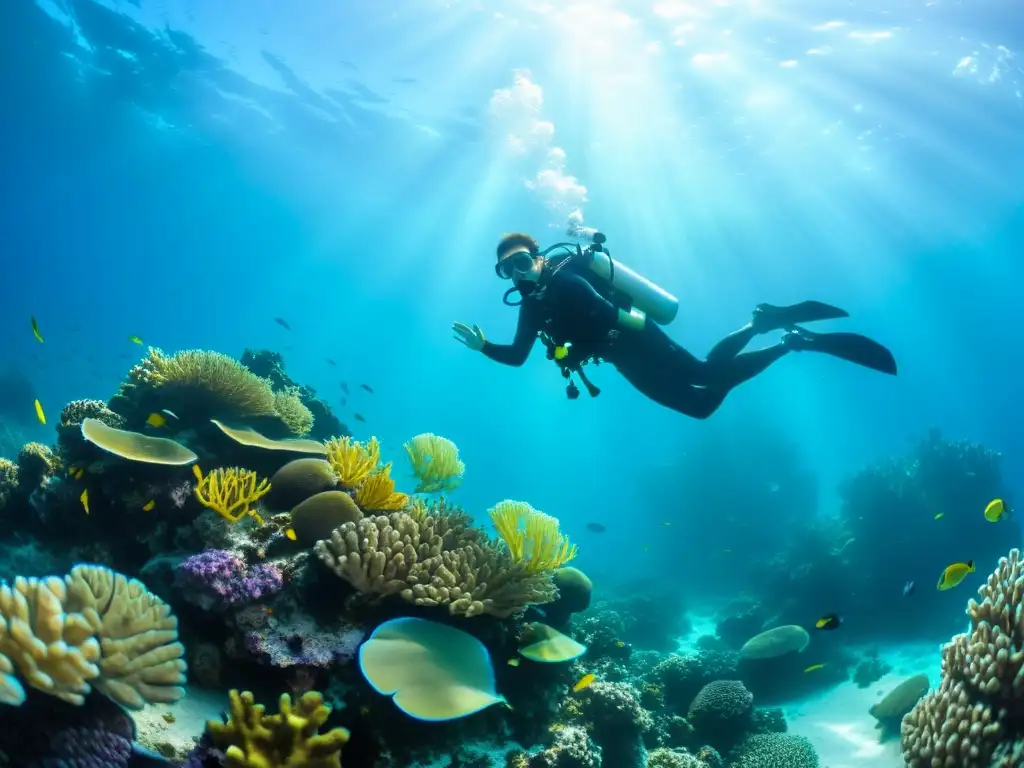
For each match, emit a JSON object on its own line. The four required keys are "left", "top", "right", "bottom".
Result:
{"left": 731, "top": 734, "right": 819, "bottom": 768}
{"left": 902, "top": 549, "right": 1024, "bottom": 766}
{"left": 687, "top": 680, "right": 754, "bottom": 749}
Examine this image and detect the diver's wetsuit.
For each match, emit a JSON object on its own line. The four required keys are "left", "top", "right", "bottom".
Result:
{"left": 482, "top": 269, "right": 787, "bottom": 419}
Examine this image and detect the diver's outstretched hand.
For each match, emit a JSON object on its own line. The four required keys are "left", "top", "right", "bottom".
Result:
{"left": 452, "top": 322, "right": 486, "bottom": 351}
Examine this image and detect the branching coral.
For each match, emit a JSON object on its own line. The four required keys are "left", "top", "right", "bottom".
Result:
{"left": 206, "top": 689, "right": 349, "bottom": 768}
{"left": 273, "top": 388, "right": 315, "bottom": 437}
{"left": 901, "top": 549, "right": 1024, "bottom": 766}
{"left": 490, "top": 500, "right": 577, "bottom": 574}
{"left": 403, "top": 433, "right": 465, "bottom": 494}
{"left": 314, "top": 510, "right": 558, "bottom": 618}
{"left": 193, "top": 465, "right": 271, "bottom": 524}
{"left": 0, "top": 565, "right": 186, "bottom": 711}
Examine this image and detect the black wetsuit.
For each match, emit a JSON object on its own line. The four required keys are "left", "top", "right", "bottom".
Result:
{"left": 482, "top": 268, "right": 788, "bottom": 419}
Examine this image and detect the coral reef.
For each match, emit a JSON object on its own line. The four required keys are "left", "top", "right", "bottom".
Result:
{"left": 686, "top": 680, "right": 753, "bottom": 751}
{"left": 901, "top": 548, "right": 1024, "bottom": 766}
{"left": 730, "top": 733, "right": 819, "bottom": 767}
{"left": 175, "top": 549, "right": 283, "bottom": 609}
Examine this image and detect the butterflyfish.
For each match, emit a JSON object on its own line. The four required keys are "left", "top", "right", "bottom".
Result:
{"left": 937, "top": 561, "right": 975, "bottom": 591}
{"left": 80, "top": 489, "right": 90, "bottom": 515}
{"left": 815, "top": 614, "right": 841, "bottom": 631}
{"left": 984, "top": 499, "right": 1009, "bottom": 523}
{"left": 142, "top": 500, "right": 156, "bottom": 512}
{"left": 146, "top": 412, "right": 168, "bottom": 428}
{"left": 572, "top": 673, "right": 596, "bottom": 693}
{"left": 30, "top": 316, "right": 43, "bottom": 343}
{"left": 33, "top": 399, "right": 45, "bottom": 425}
{"left": 128, "top": 335, "right": 144, "bottom": 345}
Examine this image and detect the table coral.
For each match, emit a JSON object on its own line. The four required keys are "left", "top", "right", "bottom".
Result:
{"left": 902, "top": 548, "right": 1024, "bottom": 766}
{"left": 314, "top": 510, "right": 558, "bottom": 618}
{"left": 206, "top": 689, "right": 349, "bottom": 768}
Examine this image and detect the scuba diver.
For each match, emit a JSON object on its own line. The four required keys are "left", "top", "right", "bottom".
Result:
{"left": 451, "top": 229, "right": 897, "bottom": 419}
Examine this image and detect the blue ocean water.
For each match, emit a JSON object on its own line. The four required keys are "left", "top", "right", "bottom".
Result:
{"left": 1, "top": 1, "right": 1023, "bottom": 766}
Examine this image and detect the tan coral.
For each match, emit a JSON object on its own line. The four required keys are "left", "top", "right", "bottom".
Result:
{"left": 314, "top": 511, "right": 557, "bottom": 618}
{"left": 902, "top": 548, "right": 1024, "bottom": 767}
{"left": 0, "top": 575, "right": 102, "bottom": 705}
{"left": 64, "top": 564, "right": 187, "bottom": 710}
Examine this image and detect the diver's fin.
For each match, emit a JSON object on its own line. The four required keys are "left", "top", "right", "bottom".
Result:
{"left": 784, "top": 327, "right": 897, "bottom": 375}
{"left": 752, "top": 301, "right": 849, "bottom": 333}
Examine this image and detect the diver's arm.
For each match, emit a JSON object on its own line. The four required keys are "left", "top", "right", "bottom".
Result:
{"left": 557, "top": 272, "right": 647, "bottom": 331}
{"left": 481, "top": 303, "right": 541, "bottom": 366}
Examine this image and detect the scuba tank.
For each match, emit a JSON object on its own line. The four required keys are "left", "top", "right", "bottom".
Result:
{"left": 566, "top": 223, "right": 679, "bottom": 325}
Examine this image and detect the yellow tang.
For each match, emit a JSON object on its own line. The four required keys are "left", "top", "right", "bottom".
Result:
{"left": 804, "top": 664, "right": 826, "bottom": 673}
{"left": 129, "top": 335, "right": 144, "bottom": 344}
{"left": 34, "top": 399, "right": 45, "bottom": 425}
{"left": 142, "top": 500, "right": 156, "bottom": 512}
{"left": 572, "top": 673, "right": 596, "bottom": 693}
{"left": 80, "top": 489, "right": 90, "bottom": 515}
{"left": 284, "top": 528, "right": 297, "bottom": 541}
{"left": 146, "top": 412, "right": 167, "bottom": 428}
{"left": 937, "top": 561, "right": 975, "bottom": 591}
{"left": 30, "top": 316, "right": 43, "bottom": 344}
{"left": 984, "top": 499, "right": 1008, "bottom": 523}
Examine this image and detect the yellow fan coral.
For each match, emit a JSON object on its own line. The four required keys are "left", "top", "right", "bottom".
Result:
{"left": 207, "top": 689, "right": 349, "bottom": 768}
{"left": 193, "top": 465, "right": 271, "bottom": 525}
{"left": 403, "top": 433, "right": 465, "bottom": 494}
{"left": 490, "top": 500, "right": 577, "bottom": 574}
{"left": 352, "top": 464, "right": 408, "bottom": 511}
{"left": 324, "top": 436, "right": 380, "bottom": 489}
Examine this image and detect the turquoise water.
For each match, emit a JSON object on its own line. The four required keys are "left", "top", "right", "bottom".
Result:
{"left": 1, "top": 2, "right": 1023, "bottom": 767}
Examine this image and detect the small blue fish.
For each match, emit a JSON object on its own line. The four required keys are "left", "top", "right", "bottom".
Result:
{"left": 903, "top": 580, "right": 915, "bottom": 598}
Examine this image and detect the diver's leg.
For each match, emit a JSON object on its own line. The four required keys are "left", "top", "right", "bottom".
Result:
{"left": 718, "top": 343, "right": 789, "bottom": 387}
{"left": 704, "top": 323, "right": 757, "bottom": 364}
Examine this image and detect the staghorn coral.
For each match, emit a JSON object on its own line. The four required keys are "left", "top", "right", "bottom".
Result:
{"left": 403, "top": 433, "right": 465, "bottom": 494}
{"left": 901, "top": 549, "right": 1024, "bottom": 766}
{"left": 206, "top": 689, "right": 349, "bottom": 768}
{"left": 730, "top": 734, "right": 819, "bottom": 768}
{"left": 273, "top": 387, "right": 315, "bottom": 437}
{"left": 490, "top": 500, "right": 577, "bottom": 574}
{"left": 193, "top": 465, "right": 271, "bottom": 524}
{"left": 315, "top": 510, "right": 558, "bottom": 618}
{"left": 0, "top": 565, "right": 186, "bottom": 710}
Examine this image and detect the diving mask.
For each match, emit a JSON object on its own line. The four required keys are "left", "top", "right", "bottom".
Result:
{"left": 495, "top": 249, "right": 536, "bottom": 279}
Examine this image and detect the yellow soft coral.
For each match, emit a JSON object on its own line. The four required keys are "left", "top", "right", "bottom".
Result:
{"left": 353, "top": 463, "right": 408, "bottom": 511}
{"left": 403, "top": 433, "right": 465, "bottom": 494}
{"left": 324, "top": 436, "right": 380, "bottom": 489}
{"left": 193, "top": 465, "right": 271, "bottom": 524}
{"left": 490, "top": 500, "right": 578, "bottom": 574}
{"left": 207, "top": 689, "right": 349, "bottom": 768}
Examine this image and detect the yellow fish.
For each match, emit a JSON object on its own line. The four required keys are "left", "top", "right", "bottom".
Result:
{"left": 572, "top": 673, "right": 596, "bottom": 693}
{"left": 68, "top": 465, "right": 79, "bottom": 476}
{"left": 142, "top": 500, "right": 156, "bottom": 512}
{"left": 804, "top": 664, "right": 826, "bottom": 673}
{"left": 146, "top": 412, "right": 167, "bottom": 428}
{"left": 984, "top": 499, "right": 1009, "bottom": 523}
{"left": 34, "top": 399, "right": 45, "bottom": 425}
{"left": 937, "top": 561, "right": 975, "bottom": 591}
{"left": 507, "top": 658, "right": 521, "bottom": 667}
{"left": 30, "top": 316, "right": 43, "bottom": 343}
{"left": 128, "top": 335, "right": 144, "bottom": 344}
{"left": 80, "top": 489, "right": 90, "bottom": 515}
{"left": 934, "top": 513, "right": 944, "bottom": 520}
{"left": 285, "top": 528, "right": 297, "bottom": 541}
{"left": 74, "top": 468, "right": 85, "bottom": 480}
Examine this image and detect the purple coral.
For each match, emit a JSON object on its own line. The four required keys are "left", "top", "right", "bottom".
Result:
{"left": 176, "top": 549, "right": 283, "bottom": 610}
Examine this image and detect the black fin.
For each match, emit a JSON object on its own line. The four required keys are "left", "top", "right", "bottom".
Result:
{"left": 797, "top": 329, "right": 898, "bottom": 375}
{"left": 753, "top": 301, "right": 849, "bottom": 332}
